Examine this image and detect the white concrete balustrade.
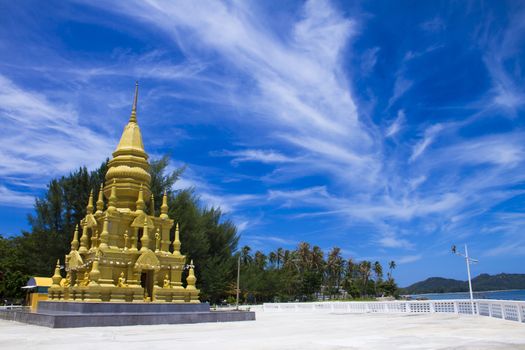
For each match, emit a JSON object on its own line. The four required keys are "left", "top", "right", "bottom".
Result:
{"left": 263, "top": 299, "right": 525, "bottom": 323}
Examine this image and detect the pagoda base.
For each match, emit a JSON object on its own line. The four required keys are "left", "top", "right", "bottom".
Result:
{"left": 0, "top": 301, "right": 255, "bottom": 328}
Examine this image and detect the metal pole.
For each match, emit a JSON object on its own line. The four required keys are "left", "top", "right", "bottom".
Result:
{"left": 236, "top": 255, "right": 240, "bottom": 310}
{"left": 465, "top": 244, "right": 475, "bottom": 315}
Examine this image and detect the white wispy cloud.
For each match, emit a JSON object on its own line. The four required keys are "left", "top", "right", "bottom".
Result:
{"left": 387, "top": 74, "right": 413, "bottom": 109}
{"left": 478, "top": 8, "right": 525, "bottom": 114}
{"left": 172, "top": 166, "right": 261, "bottom": 213}
{"left": 0, "top": 74, "right": 113, "bottom": 193}
{"left": 420, "top": 17, "right": 446, "bottom": 33}
{"left": 385, "top": 109, "right": 405, "bottom": 137}
{"left": 360, "top": 47, "right": 380, "bottom": 75}
{"left": 0, "top": 185, "right": 35, "bottom": 208}
{"left": 397, "top": 254, "right": 422, "bottom": 264}
{"left": 215, "top": 149, "right": 296, "bottom": 165}
{"left": 87, "top": 0, "right": 380, "bottom": 185}
{"left": 409, "top": 124, "right": 444, "bottom": 162}
{"left": 377, "top": 233, "right": 414, "bottom": 249}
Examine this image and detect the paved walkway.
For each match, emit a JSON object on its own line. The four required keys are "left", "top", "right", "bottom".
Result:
{"left": 1, "top": 311, "right": 524, "bottom": 349}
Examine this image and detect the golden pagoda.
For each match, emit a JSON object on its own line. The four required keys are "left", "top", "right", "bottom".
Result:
{"left": 48, "top": 83, "right": 199, "bottom": 303}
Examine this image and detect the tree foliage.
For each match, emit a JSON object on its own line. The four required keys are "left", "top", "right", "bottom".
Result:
{"left": 235, "top": 244, "right": 399, "bottom": 303}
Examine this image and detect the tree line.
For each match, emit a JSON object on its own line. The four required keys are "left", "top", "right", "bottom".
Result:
{"left": 0, "top": 156, "right": 398, "bottom": 303}
{"left": 235, "top": 245, "right": 398, "bottom": 304}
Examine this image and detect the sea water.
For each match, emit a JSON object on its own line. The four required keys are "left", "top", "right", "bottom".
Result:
{"left": 409, "top": 289, "right": 525, "bottom": 301}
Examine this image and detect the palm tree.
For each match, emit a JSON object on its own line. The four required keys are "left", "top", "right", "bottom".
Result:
{"left": 388, "top": 260, "right": 396, "bottom": 280}
{"left": 297, "top": 242, "right": 311, "bottom": 269}
{"left": 346, "top": 258, "right": 355, "bottom": 278}
{"left": 342, "top": 258, "right": 356, "bottom": 297}
{"left": 373, "top": 261, "right": 383, "bottom": 296}
{"left": 241, "top": 245, "right": 252, "bottom": 265}
{"left": 276, "top": 248, "right": 284, "bottom": 269}
{"left": 268, "top": 252, "right": 277, "bottom": 267}
{"left": 254, "top": 251, "right": 267, "bottom": 269}
{"left": 311, "top": 246, "right": 324, "bottom": 271}
{"left": 359, "top": 261, "right": 372, "bottom": 297}
{"left": 282, "top": 250, "right": 292, "bottom": 269}
{"left": 326, "top": 247, "right": 344, "bottom": 298}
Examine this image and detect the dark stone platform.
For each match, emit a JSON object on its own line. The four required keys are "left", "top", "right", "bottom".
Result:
{"left": 0, "top": 301, "right": 255, "bottom": 328}
{"left": 38, "top": 301, "right": 210, "bottom": 314}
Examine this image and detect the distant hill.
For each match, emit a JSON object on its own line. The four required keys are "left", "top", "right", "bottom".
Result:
{"left": 401, "top": 274, "right": 525, "bottom": 294}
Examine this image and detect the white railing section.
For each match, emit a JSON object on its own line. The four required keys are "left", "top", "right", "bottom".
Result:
{"left": 263, "top": 299, "right": 525, "bottom": 324}
{"left": 0, "top": 305, "right": 26, "bottom": 310}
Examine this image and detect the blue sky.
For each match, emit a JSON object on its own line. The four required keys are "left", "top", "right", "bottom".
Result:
{"left": 1, "top": 0, "right": 524, "bottom": 286}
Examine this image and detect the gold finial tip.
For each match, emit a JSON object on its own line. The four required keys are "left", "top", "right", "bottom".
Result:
{"left": 129, "top": 81, "right": 139, "bottom": 123}
{"left": 190, "top": 259, "right": 194, "bottom": 265}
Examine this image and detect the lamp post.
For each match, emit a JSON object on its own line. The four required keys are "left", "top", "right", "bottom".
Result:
{"left": 452, "top": 244, "right": 478, "bottom": 315}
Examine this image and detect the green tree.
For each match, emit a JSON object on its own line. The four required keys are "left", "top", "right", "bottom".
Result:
{"left": 373, "top": 261, "right": 383, "bottom": 296}
{"left": 268, "top": 252, "right": 277, "bottom": 267}
{"left": 388, "top": 260, "right": 397, "bottom": 280}
{"left": 241, "top": 246, "right": 253, "bottom": 265}
{"left": 276, "top": 248, "right": 284, "bottom": 269}
{"left": 325, "top": 247, "right": 344, "bottom": 299}
{"left": 359, "top": 261, "right": 372, "bottom": 297}
{"left": 254, "top": 251, "right": 267, "bottom": 270}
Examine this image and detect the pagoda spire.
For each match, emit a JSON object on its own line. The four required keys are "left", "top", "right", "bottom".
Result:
{"left": 79, "top": 224, "right": 89, "bottom": 253}
{"left": 150, "top": 193, "right": 155, "bottom": 216}
{"left": 96, "top": 183, "right": 104, "bottom": 214}
{"left": 99, "top": 214, "right": 109, "bottom": 250}
{"left": 172, "top": 223, "right": 181, "bottom": 256}
{"left": 86, "top": 189, "right": 94, "bottom": 214}
{"left": 129, "top": 81, "right": 138, "bottom": 123}
{"left": 186, "top": 260, "right": 197, "bottom": 290}
{"left": 104, "top": 82, "right": 150, "bottom": 209}
{"left": 51, "top": 259, "right": 62, "bottom": 287}
{"left": 136, "top": 183, "right": 145, "bottom": 212}
{"left": 160, "top": 191, "right": 169, "bottom": 219}
{"left": 108, "top": 179, "right": 117, "bottom": 212}
{"left": 70, "top": 224, "right": 79, "bottom": 251}
{"left": 140, "top": 216, "right": 150, "bottom": 251}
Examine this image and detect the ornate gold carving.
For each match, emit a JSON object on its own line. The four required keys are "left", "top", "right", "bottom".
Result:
{"left": 117, "top": 272, "right": 127, "bottom": 287}
{"left": 68, "top": 250, "right": 84, "bottom": 270}
{"left": 135, "top": 250, "right": 160, "bottom": 271}
{"left": 163, "top": 274, "right": 171, "bottom": 288}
